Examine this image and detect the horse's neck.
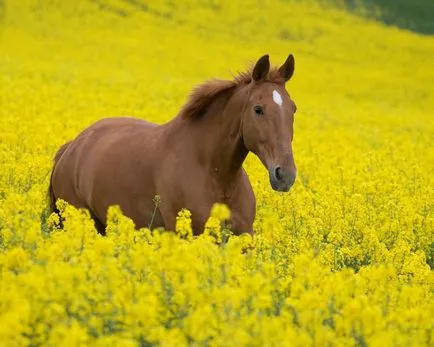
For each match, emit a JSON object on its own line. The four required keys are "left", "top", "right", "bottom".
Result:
{"left": 208, "top": 109, "right": 247, "bottom": 178}
{"left": 172, "top": 87, "right": 248, "bottom": 180}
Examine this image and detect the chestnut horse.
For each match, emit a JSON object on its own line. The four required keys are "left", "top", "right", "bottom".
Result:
{"left": 49, "top": 54, "right": 298, "bottom": 235}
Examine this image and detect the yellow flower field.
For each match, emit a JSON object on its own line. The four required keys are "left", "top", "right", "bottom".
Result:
{"left": 0, "top": 0, "right": 433, "bottom": 345}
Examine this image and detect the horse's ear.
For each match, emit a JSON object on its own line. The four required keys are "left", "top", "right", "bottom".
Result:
{"left": 252, "top": 54, "right": 270, "bottom": 82}
{"left": 278, "top": 54, "right": 295, "bottom": 82}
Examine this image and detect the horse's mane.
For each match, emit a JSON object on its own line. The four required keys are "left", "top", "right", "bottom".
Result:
{"left": 179, "top": 65, "right": 284, "bottom": 120}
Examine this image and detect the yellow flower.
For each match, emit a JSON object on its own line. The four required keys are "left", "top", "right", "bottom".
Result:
{"left": 0, "top": 0, "right": 433, "bottom": 345}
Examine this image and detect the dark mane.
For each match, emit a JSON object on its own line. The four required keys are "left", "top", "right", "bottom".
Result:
{"left": 179, "top": 65, "right": 284, "bottom": 120}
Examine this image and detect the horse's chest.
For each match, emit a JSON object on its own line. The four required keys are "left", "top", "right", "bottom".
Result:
{"left": 209, "top": 174, "right": 235, "bottom": 202}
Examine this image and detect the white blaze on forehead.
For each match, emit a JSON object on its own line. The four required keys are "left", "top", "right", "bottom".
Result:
{"left": 272, "top": 90, "right": 283, "bottom": 106}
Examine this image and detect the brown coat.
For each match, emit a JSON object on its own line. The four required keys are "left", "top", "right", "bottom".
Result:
{"left": 49, "top": 54, "right": 298, "bottom": 235}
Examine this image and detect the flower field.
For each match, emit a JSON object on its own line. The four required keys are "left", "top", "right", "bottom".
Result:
{"left": 0, "top": 0, "right": 433, "bottom": 345}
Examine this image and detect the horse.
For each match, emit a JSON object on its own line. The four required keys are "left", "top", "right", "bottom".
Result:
{"left": 48, "top": 53, "right": 298, "bottom": 236}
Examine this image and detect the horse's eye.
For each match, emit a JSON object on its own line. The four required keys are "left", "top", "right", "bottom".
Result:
{"left": 254, "top": 105, "right": 264, "bottom": 116}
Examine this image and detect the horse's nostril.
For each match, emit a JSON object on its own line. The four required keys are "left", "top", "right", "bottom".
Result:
{"left": 275, "top": 167, "right": 283, "bottom": 180}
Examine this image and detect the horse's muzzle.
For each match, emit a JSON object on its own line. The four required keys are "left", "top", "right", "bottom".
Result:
{"left": 269, "top": 166, "right": 296, "bottom": 192}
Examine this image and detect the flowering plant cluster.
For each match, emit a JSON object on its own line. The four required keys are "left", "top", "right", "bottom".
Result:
{"left": 0, "top": 0, "right": 433, "bottom": 345}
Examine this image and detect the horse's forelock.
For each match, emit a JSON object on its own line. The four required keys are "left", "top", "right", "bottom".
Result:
{"left": 233, "top": 65, "right": 286, "bottom": 85}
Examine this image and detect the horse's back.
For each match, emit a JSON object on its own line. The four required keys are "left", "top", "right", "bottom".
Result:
{"left": 78, "top": 116, "right": 157, "bottom": 137}
{"left": 54, "top": 116, "right": 158, "bottom": 171}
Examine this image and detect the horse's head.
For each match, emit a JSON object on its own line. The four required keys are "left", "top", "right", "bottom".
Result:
{"left": 240, "top": 54, "right": 297, "bottom": 192}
